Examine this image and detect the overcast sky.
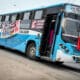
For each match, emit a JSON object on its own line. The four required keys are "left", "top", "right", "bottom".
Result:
{"left": 0, "top": 0, "right": 80, "bottom": 14}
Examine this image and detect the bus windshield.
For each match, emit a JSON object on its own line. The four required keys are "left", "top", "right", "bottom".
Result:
{"left": 62, "top": 16, "right": 80, "bottom": 45}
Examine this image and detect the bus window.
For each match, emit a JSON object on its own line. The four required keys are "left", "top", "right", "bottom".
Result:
{"left": 11, "top": 14, "right": 17, "bottom": 21}
{"left": 23, "top": 12, "right": 30, "bottom": 20}
{"left": 5, "top": 15, "right": 9, "bottom": 21}
{"left": 34, "top": 10, "right": 43, "bottom": 19}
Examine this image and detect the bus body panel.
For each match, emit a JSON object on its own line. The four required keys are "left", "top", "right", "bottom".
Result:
{"left": 0, "top": 33, "right": 41, "bottom": 52}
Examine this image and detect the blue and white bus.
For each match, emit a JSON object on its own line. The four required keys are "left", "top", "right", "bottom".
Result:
{"left": 0, "top": 3, "right": 80, "bottom": 63}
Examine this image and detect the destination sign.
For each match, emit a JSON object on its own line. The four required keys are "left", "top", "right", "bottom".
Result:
{"left": 65, "top": 5, "right": 80, "bottom": 15}
{"left": 71, "top": 6, "right": 80, "bottom": 14}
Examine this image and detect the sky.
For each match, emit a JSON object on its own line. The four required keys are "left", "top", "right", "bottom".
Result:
{"left": 0, "top": 0, "right": 80, "bottom": 14}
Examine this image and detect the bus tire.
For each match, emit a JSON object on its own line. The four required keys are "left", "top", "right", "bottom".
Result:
{"left": 26, "top": 43, "right": 36, "bottom": 59}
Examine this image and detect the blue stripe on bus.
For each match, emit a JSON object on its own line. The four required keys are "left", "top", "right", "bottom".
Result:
{"left": 0, "top": 34, "right": 29, "bottom": 51}
{"left": 0, "top": 33, "right": 40, "bottom": 53}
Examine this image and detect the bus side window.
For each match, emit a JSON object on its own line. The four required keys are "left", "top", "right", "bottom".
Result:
{"left": 11, "top": 14, "right": 17, "bottom": 21}
{"left": 5, "top": 15, "right": 9, "bottom": 21}
{"left": 34, "top": 10, "right": 43, "bottom": 19}
{"left": 23, "top": 12, "right": 30, "bottom": 20}
{"left": 1, "top": 15, "right": 5, "bottom": 22}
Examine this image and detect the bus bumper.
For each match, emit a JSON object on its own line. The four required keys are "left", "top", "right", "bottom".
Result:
{"left": 56, "top": 50, "right": 76, "bottom": 62}
{"left": 73, "top": 56, "right": 80, "bottom": 63}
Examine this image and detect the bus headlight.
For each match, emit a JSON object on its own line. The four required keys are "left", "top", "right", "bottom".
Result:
{"left": 59, "top": 44, "right": 69, "bottom": 53}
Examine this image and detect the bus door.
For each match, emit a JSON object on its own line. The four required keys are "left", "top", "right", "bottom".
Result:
{"left": 40, "top": 13, "right": 60, "bottom": 56}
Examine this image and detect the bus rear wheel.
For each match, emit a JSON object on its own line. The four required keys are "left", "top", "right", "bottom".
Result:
{"left": 26, "top": 43, "right": 36, "bottom": 59}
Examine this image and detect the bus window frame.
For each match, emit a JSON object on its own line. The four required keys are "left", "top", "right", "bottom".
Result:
{"left": 16, "top": 13, "right": 21, "bottom": 20}
{"left": 0, "top": 16, "right": 2, "bottom": 21}
{"left": 1, "top": 15, "right": 6, "bottom": 22}
{"left": 19, "top": 13, "right": 24, "bottom": 20}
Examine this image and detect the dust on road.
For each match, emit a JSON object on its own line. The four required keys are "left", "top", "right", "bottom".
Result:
{"left": 0, "top": 48, "right": 80, "bottom": 80}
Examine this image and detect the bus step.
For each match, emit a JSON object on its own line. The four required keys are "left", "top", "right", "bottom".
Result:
{"left": 40, "top": 56, "right": 51, "bottom": 61}
{"left": 40, "top": 51, "right": 51, "bottom": 56}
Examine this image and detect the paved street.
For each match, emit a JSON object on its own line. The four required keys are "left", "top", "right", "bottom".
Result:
{"left": 0, "top": 47, "right": 80, "bottom": 80}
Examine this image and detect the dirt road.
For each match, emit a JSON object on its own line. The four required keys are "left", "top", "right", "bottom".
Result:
{"left": 0, "top": 47, "right": 80, "bottom": 80}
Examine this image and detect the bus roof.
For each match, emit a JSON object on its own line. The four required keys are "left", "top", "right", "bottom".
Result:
{"left": 0, "top": 3, "right": 79, "bottom": 16}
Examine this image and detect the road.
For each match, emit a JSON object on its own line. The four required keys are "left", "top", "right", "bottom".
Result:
{"left": 0, "top": 47, "right": 80, "bottom": 80}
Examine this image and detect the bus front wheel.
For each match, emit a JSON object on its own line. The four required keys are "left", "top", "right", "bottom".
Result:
{"left": 26, "top": 43, "right": 36, "bottom": 59}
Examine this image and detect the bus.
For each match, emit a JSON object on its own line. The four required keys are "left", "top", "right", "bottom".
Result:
{"left": 0, "top": 3, "right": 80, "bottom": 63}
